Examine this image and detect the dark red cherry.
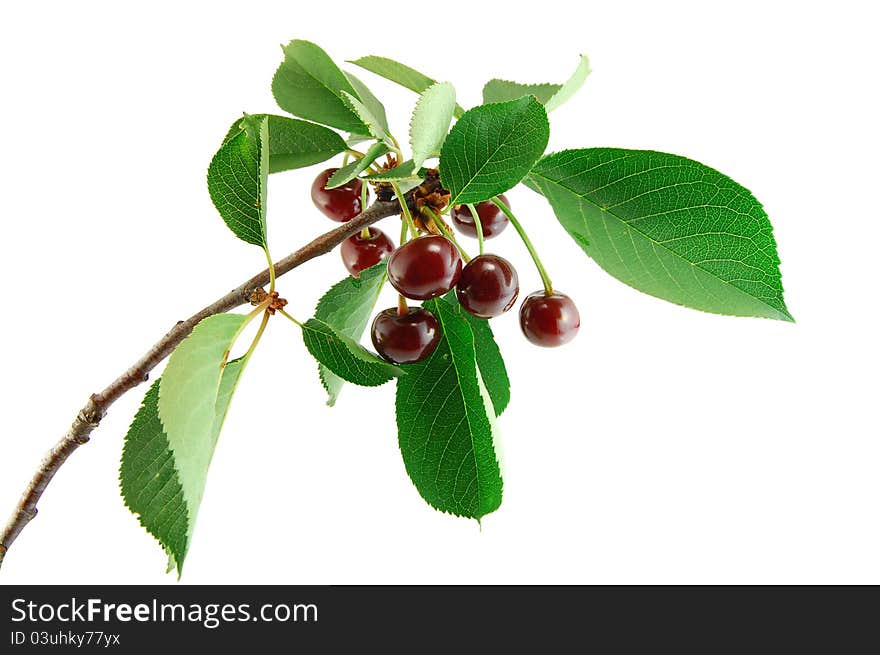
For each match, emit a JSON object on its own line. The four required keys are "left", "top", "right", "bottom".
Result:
{"left": 371, "top": 307, "right": 441, "bottom": 364}
{"left": 450, "top": 194, "right": 510, "bottom": 239}
{"left": 455, "top": 254, "right": 519, "bottom": 318}
{"left": 519, "top": 291, "right": 580, "bottom": 347}
{"left": 387, "top": 235, "right": 463, "bottom": 300}
{"left": 341, "top": 228, "right": 394, "bottom": 278}
{"left": 311, "top": 168, "right": 365, "bottom": 222}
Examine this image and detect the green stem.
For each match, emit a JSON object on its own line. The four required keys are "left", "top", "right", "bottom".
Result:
{"left": 466, "top": 203, "right": 484, "bottom": 256}
{"left": 242, "top": 310, "right": 271, "bottom": 361}
{"left": 389, "top": 135, "right": 404, "bottom": 161}
{"left": 424, "top": 207, "right": 471, "bottom": 263}
{"left": 391, "top": 181, "right": 418, "bottom": 238}
{"left": 263, "top": 246, "right": 276, "bottom": 294}
{"left": 222, "top": 299, "right": 271, "bottom": 368}
{"left": 278, "top": 309, "right": 303, "bottom": 328}
{"left": 346, "top": 148, "right": 366, "bottom": 159}
{"left": 491, "top": 197, "right": 553, "bottom": 294}
{"left": 359, "top": 183, "right": 370, "bottom": 239}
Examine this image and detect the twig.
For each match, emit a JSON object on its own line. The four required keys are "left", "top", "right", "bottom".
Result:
{"left": 0, "top": 196, "right": 408, "bottom": 568}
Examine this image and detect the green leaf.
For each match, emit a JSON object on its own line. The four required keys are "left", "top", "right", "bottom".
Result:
{"left": 444, "top": 293, "right": 510, "bottom": 416}
{"left": 272, "top": 40, "right": 368, "bottom": 134}
{"left": 528, "top": 148, "right": 793, "bottom": 321}
{"left": 544, "top": 54, "right": 591, "bottom": 113}
{"left": 225, "top": 114, "right": 346, "bottom": 173}
{"left": 344, "top": 72, "right": 390, "bottom": 137}
{"left": 482, "top": 80, "right": 561, "bottom": 105}
{"left": 439, "top": 96, "right": 549, "bottom": 205}
{"left": 158, "top": 313, "right": 250, "bottom": 524}
{"left": 315, "top": 262, "right": 388, "bottom": 405}
{"left": 302, "top": 318, "right": 403, "bottom": 387}
{"left": 121, "top": 357, "right": 248, "bottom": 574}
{"left": 364, "top": 159, "right": 421, "bottom": 182}
{"left": 395, "top": 297, "right": 503, "bottom": 519}
{"left": 326, "top": 141, "right": 390, "bottom": 189}
{"left": 340, "top": 91, "right": 391, "bottom": 143}
{"left": 347, "top": 133, "right": 372, "bottom": 147}
{"left": 207, "top": 115, "right": 269, "bottom": 247}
{"left": 409, "top": 82, "right": 456, "bottom": 168}
{"left": 481, "top": 55, "right": 590, "bottom": 112}
{"left": 348, "top": 55, "right": 466, "bottom": 118}
{"left": 120, "top": 380, "right": 187, "bottom": 572}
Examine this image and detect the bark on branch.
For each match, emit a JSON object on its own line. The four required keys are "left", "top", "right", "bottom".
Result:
{"left": 0, "top": 197, "right": 406, "bottom": 568}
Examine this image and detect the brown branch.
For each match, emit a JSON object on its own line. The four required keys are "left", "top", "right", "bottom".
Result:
{"left": 0, "top": 197, "right": 407, "bottom": 568}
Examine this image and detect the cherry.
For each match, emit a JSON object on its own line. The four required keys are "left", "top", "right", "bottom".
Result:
{"left": 519, "top": 291, "right": 580, "bottom": 347}
{"left": 387, "top": 235, "right": 463, "bottom": 300}
{"left": 371, "top": 307, "right": 441, "bottom": 364}
{"left": 341, "top": 228, "right": 394, "bottom": 278}
{"left": 310, "top": 168, "right": 365, "bottom": 222}
{"left": 450, "top": 194, "right": 510, "bottom": 239}
{"left": 455, "top": 254, "right": 519, "bottom": 318}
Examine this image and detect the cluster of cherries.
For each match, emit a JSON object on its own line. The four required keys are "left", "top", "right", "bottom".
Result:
{"left": 311, "top": 168, "right": 580, "bottom": 364}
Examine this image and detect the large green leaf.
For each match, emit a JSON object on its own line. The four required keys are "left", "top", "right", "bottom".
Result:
{"left": 158, "top": 313, "right": 250, "bottom": 521}
{"left": 326, "top": 141, "right": 390, "bottom": 189}
{"left": 409, "top": 82, "right": 456, "bottom": 168}
{"left": 224, "top": 114, "right": 347, "bottom": 173}
{"left": 444, "top": 293, "right": 510, "bottom": 416}
{"left": 348, "top": 55, "right": 466, "bottom": 118}
{"left": 121, "top": 356, "right": 248, "bottom": 574}
{"left": 302, "top": 318, "right": 403, "bottom": 387}
{"left": 439, "top": 96, "right": 549, "bottom": 205}
{"left": 529, "top": 148, "right": 793, "bottom": 321}
{"left": 272, "top": 40, "right": 368, "bottom": 134}
{"left": 207, "top": 115, "right": 269, "bottom": 247}
{"left": 315, "top": 263, "right": 388, "bottom": 405}
{"left": 395, "top": 297, "right": 503, "bottom": 519}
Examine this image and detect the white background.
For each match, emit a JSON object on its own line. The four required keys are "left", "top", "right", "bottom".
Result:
{"left": 1, "top": 1, "right": 877, "bottom": 584}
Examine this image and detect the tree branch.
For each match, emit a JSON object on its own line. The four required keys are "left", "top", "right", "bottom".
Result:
{"left": 0, "top": 197, "right": 406, "bottom": 568}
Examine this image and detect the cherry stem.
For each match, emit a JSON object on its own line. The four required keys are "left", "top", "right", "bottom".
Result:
{"left": 424, "top": 207, "right": 471, "bottom": 263}
{"left": 359, "top": 183, "right": 370, "bottom": 240}
{"left": 346, "top": 148, "right": 366, "bottom": 159}
{"left": 397, "top": 294, "right": 409, "bottom": 316}
{"left": 391, "top": 181, "right": 418, "bottom": 238}
{"left": 490, "top": 197, "right": 554, "bottom": 294}
{"left": 466, "top": 203, "right": 485, "bottom": 256}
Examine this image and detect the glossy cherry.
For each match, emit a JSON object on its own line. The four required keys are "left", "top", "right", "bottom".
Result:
{"left": 387, "top": 235, "right": 463, "bottom": 300}
{"left": 450, "top": 194, "right": 510, "bottom": 239}
{"left": 310, "top": 168, "right": 365, "bottom": 222}
{"left": 340, "top": 228, "right": 394, "bottom": 278}
{"left": 455, "top": 254, "right": 519, "bottom": 319}
{"left": 519, "top": 291, "right": 580, "bottom": 347}
{"left": 371, "top": 307, "right": 441, "bottom": 364}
